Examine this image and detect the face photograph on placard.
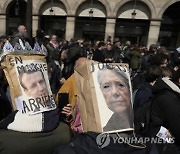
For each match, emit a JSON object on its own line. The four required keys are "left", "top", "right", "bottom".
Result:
{"left": 14, "top": 59, "right": 56, "bottom": 114}
{"left": 18, "top": 68, "right": 48, "bottom": 98}
{"left": 16, "top": 60, "right": 51, "bottom": 98}
{"left": 92, "top": 63, "right": 133, "bottom": 133}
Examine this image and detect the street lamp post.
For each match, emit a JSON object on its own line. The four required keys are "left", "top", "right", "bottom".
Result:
{"left": 49, "top": 0, "right": 54, "bottom": 15}
{"left": 89, "top": 8, "right": 93, "bottom": 18}
{"left": 49, "top": 7, "right": 54, "bottom": 15}
{"left": 89, "top": 0, "right": 93, "bottom": 18}
{"left": 131, "top": 0, "right": 137, "bottom": 19}
{"left": 131, "top": 10, "right": 137, "bottom": 19}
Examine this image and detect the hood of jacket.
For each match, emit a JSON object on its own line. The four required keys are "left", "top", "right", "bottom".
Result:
{"left": 152, "top": 77, "right": 180, "bottom": 98}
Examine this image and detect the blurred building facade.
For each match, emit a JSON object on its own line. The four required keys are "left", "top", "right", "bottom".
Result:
{"left": 0, "top": 0, "right": 180, "bottom": 48}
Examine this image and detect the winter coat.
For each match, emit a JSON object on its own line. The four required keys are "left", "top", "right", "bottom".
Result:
{"left": 55, "top": 74, "right": 78, "bottom": 129}
{"left": 150, "top": 77, "right": 180, "bottom": 147}
{"left": 0, "top": 87, "right": 12, "bottom": 120}
{"left": 54, "top": 131, "right": 145, "bottom": 154}
{"left": 133, "top": 81, "right": 153, "bottom": 112}
{"left": 112, "top": 46, "right": 123, "bottom": 63}
{"left": 56, "top": 74, "right": 77, "bottom": 109}
{"left": 129, "top": 50, "right": 141, "bottom": 70}
{"left": 48, "top": 60, "right": 62, "bottom": 95}
{"left": 11, "top": 33, "right": 32, "bottom": 47}
{"left": 102, "top": 49, "right": 115, "bottom": 63}
{"left": 93, "top": 48, "right": 105, "bottom": 63}
{"left": 0, "top": 121, "right": 71, "bottom": 154}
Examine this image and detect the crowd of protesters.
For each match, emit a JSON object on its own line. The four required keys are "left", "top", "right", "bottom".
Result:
{"left": 0, "top": 25, "right": 180, "bottom": 154}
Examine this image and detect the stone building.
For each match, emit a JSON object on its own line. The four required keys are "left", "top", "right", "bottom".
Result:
{"left": 0, "top": 0, "right": 180, "bottom": 48}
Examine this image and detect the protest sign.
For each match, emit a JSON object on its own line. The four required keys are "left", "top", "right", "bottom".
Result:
{"left": 74, "top": 60, "right": 134, "bottom": 133}
{"left": 0, "top": 42, "right": 56, "bottom": 115}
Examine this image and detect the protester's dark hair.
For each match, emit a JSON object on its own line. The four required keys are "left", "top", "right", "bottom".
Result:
{"left": 36, "top": 29, "right": 45, "bottom": 39}
{"left": 97, "top": 41, "right": 105, "bottom": 48}
{"left": 157, "top": 46, "right": 167, "bottom": 54}
{"left": 152, "top": 53, "right": 169, "bottom": 66}
{"left": 66, "top": 46, "right": 86, "bottom": 63}
{"left": 0, "top": 35, "right": 5, "bottom": 42}
{"left": 149, "top": 44, "right": 158, "bottom": 52}
{"left": 144, "top": 66, "right": 162, "bottom": 83}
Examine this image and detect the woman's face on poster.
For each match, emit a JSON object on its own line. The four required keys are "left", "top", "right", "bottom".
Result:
{"left": 99, "top": 69, "right": 131, "bottom": 113}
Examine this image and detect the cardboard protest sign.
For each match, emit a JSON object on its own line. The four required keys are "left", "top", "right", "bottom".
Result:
{"left": 74, "top": 60, "right": 134, "bottom": 133}
{"left": 0, "top": 42, "right": 56, "bottom": 115}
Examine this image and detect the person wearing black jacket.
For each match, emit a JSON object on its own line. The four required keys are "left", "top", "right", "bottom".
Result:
{"left": 150, "top": 77, "right": 180, "bottom": 153}
{"left": 11, "top": 25, "right": 33, "bottom": 47}
{"left": 0, "top": 66, "right": 12, "bottom": 120}
{"left": 103, "top": 43, "right": 116, "bottom": 63}
{"left": 0, "top": 87, "right": 12, "bottom": 121}
{"left": 133, "top": 66, "right": 162, "bottom": 112}
{"left": 54, "top": 131, "right": 145, "bottom": 154}
{"left": 92, "top": 41, "right": 105, "bottom": 63}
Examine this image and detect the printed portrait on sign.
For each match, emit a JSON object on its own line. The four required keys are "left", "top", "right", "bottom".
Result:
{"left": 92, "top": 63, "right": 133, "bottom": 133}
{"left": 18, "top": 69, "right": 48, "bottom": 98}
{"left": 14, "top": 58, "right": 56, "bottom": 115}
